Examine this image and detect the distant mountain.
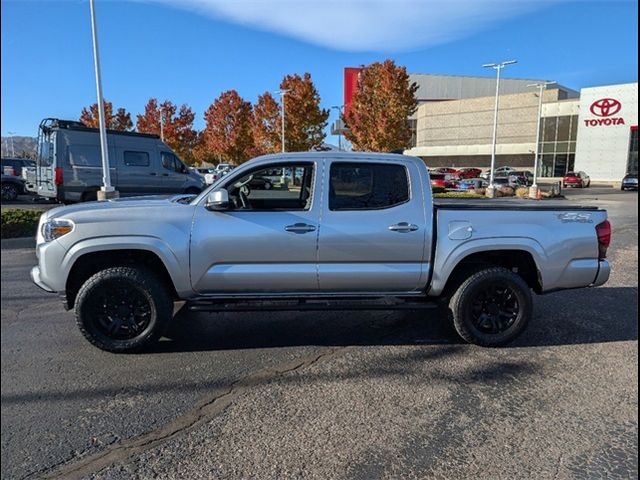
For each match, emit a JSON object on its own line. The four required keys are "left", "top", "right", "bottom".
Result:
{"left": 1, "top": 136, "right": 37, "bottom": 159}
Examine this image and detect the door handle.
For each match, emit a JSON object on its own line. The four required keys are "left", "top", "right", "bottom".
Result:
{"left": 285, "top": 223, "right": 316, "bottom": 234}
{"left": 162, "top": 173, "right": 169, "bottom": 177}
{"left": 389, "top": 222, "right": 419, "bottom": 233}
{"left": 149, "top": 172, "right": 157, "bottom": 176}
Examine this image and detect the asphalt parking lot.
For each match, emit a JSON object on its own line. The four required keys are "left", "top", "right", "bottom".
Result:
{"left": 1, "top": 188, "right": 637, "bottom": 479}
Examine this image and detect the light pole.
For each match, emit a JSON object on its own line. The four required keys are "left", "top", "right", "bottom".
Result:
{"left": 275, "top": 89, "right": 289, "bottom": 153}
{"left": 527, "top": 81, "right": 556, "bottom": 198}
{"left": 89, "top": 0, "right": 117, "bottom": 200}
{"left": 276, "top": 89, "right": 289, "bottom": 187}
{"left": 159, "top": 104, "right": 165, "bottom": 142}
{"left": 482, "top": 59, "right": 517, "bottom": 198}
{"left": 331, "top": 105, "right": 344, "bottom": 150}
{"left": 8, "top": 131, "right": 16, "bottom": 156}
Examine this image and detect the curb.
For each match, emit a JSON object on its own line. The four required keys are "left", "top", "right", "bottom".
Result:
{"left": 1, "top": 236, "right": 36, "bottom": 250}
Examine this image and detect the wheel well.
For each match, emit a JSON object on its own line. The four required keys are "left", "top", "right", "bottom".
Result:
{"left": 442, "top": 250, "right": 542, "bottom": 296}
{"left": 65, "top": 249, "right": 178, "bottom": 309}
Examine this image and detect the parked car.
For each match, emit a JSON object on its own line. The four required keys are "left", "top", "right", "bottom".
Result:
{"left": 31, "top": 152, "right": 611, "bottom": 353}
{"left": 430, "top": 174, "right": 447, "bottom": 189}
{"left": 509, "top": 170, "right": 534, "bottom": 186}
{"left": 456, "top": 178, "right": 488, "bottom": 191}
{"left": 456, "top": 168, "right": 482, "bottom": 179}
{"left": 1, "top": 157, "right": 35, "bottom": 178}
{"left": 563, "top": 171, "right": 591, "bottom": 188}
{"left": 197, "top": 168, "right": 220, "bottom": 185}
{"left": 432, "top": 167, "right": 459, "bottom": 176}
{"left": 480, "top": 166, "right": 516, "bottom": 179}
{"left": 621, "top": 173, "right": 638, "bottom": 191}
{"left": 32, "top": 119, "right": 205, "bottom": 202}
{"left": 1, "top": 174, "right": 26, "bottom": 201}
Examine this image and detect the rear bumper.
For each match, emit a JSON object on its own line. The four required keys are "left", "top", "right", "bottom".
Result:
{"left": 592, "top": 260, "right": 611, "bottom": 287}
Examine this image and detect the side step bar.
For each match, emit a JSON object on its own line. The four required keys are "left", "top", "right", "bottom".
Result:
{"left": 187, "top": 297, "right": 440, "bottom": 313}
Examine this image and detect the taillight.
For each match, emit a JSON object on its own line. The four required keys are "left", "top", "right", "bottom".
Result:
{"left": 54, "top": 167, "right": 63, "bottom": 186}
{"left": 595, "top": 220, "right": 611, "bottom": 260}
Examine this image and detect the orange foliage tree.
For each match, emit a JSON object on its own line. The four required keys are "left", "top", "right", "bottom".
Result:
{"left": 80, "top": 101, "right": 133, "bottom": 131}
{"left": 344, "top": 60, "right": 418, "bottom": 151}
{"left": 198, "top": 90, "right": 254, "bottom": 165}
{"left": 251, "top": 91, "right": 282, "bottom": 156}
{"left": 136, "top": 99, "right": 198, "bottom": 164}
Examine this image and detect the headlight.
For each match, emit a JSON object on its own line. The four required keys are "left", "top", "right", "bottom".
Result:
{"left": 42, "top": 219, "right": 74, "bottom": 242}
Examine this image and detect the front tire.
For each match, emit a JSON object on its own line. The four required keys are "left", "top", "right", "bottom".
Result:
{"left": 449, "top": 267, "right": 532, "bottom": 347}
{"left": 75, "top": 266, "right": 173, "bottom": 352}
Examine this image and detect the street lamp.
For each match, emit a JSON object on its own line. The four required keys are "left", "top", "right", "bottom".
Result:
{"left": 275, "top": 89, "right": 289, "bottom": 153}
{"left": 527, "top": 81, "right": 556, "bottom": 198}
{"left": 482, "top": 59, "right": 517, "bottom": 198}
{"left": 8, "top": 131, "right": 16, "bottom": 157}
{"left": 275, "top": 88, "right": 289, "bottom": 187}
{"left": 331, "top": 105, "right": 344, "bottom": 150}
{"left": 89, "top": 0, "right": 117, "bottom": 200}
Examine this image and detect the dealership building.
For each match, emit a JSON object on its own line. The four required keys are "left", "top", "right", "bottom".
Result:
{"left": 338, "top": 69, "right": 638, "bottom": 181}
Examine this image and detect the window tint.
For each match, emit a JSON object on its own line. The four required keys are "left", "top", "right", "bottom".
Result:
{"left": 124, "top": 151, "right": 150, "bottom": 167}
{"left": 224, "top": 163, "right": 314, "bottom": 211}
{"left": 68, "top": 145, "right": 101, "bottom": 167}
{"left": 329, "top": 163, "right": 409, "bottom": 211}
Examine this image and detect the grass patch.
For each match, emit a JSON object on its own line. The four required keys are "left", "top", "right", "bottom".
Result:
{"left": 433, "top": 192, "right": 486, "bottom": 199}
{"left": 1, "top": 209, "right": 43, "bottom": 239}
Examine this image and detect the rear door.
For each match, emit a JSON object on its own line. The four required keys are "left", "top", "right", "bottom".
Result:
{"left": 116, "top": 149, "right": 158, "bottom": 196}
{"left": 317, "top": 159, "right": 431, "bottom": 293}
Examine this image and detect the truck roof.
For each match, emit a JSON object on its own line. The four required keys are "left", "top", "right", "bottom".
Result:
{"left": 254, "top": 151, "right": 421, "bottom": 163}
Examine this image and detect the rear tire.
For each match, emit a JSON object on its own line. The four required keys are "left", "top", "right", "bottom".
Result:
{"left": 449, "top": 267, "right": 532, "bottom": 347}
{"left": 81, "top": 190, "right": 98, "bottom": 202}
{"left": 75, "top": 266, "right": 173, "bottom": 353}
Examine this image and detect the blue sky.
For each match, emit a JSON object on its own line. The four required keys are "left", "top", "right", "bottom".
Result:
{"left": 1, "top": 0, "right": 638, "bottom": 141}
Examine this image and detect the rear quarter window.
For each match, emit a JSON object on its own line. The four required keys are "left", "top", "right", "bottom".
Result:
{"left": 68, "top": 145, "right": 101, "bottom": 167}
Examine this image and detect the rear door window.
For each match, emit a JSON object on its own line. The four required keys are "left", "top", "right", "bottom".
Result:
{"left": 329, "top": 162, "right": 409, "bottom": 211}
{"left": 68, "top": 145, "right": 101, "bottom": 167}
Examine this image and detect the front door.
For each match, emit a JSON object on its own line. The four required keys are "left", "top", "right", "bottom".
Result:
{"left": 190, "top": 160, "right": 320, "bottom": 294}
{"left": 317, "top": 159, "right": 430, "bottom": 293}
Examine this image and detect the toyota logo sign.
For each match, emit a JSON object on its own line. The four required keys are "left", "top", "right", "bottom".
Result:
{"left": 590, "top": 98, "right": 622, "bottom": 117}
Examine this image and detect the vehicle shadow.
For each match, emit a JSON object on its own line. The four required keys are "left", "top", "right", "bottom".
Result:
{"left": 155, "top": 286, "right": 637, "bottom": 353}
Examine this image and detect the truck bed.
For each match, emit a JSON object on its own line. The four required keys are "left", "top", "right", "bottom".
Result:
{"left": 433, "top": 198, "right": 602, "bottom": 211}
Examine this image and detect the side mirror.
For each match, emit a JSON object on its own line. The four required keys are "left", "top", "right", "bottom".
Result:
{"left": 205, "top": 189, "right": 229, "bottom": 211}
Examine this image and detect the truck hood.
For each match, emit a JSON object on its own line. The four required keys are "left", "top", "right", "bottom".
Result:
{"left": 43, "top": 194, "right": 196, "bottom": 220}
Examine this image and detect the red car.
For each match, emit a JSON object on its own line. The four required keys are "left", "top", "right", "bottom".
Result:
{"left": 430, "top": 173, "right": 458, "bottom": 189}
{"left": 432, "top": 167, "right": 459, "bottom": 176}
{"left": 456, "top": 168, "right": 482, "bottom": 179}
{"left": 563, "top": 171, "right": 591, "bottom": 188}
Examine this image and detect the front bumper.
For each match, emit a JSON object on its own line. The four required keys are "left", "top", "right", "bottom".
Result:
{"left": 30, "top": 266, "right": 54, "bottom": 292}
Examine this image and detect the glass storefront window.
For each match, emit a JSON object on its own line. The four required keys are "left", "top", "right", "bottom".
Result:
{"left": 570, "top": 116, "right": 578, "bottom": 140}
{"left": 557, "top": 116, "right": 571, "bottom": 141}
{"left": 541, "top": 142, "right": 555, "bottom": 153}
{"left": 554, "top": 155, "right": 568, "bottom": 177}
{"left": 543, "top": 117, "right": 557, "bottom": 142}
{"left": 540, "top": 154, "right": 555, "bottom": 177}
{"left": 628, "top": 127, "right": 638, "bottom": 174}
{"left": 567, "top": 154, "right": 575, "bottom": 172}
{"left": 556, "top": 142, "right": 569, "bottom": 154}
{"left": 568, "top": 141, "right": 576, "bottom": 153}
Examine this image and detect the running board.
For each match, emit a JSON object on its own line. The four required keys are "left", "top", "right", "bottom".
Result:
{"left": 187, "top": 297, "right": 439, "bottom": 313}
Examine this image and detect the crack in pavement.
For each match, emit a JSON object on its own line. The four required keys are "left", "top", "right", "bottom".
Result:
{"left": 34, "top": 345, "right": 350, "bottom": 480}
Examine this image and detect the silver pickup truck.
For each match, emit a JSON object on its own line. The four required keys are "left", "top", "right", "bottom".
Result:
{"left": 31, "top": 152, "right": 612, "bottom": 352}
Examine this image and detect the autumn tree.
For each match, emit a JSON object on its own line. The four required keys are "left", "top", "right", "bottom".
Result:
{"left": 251, "top": 92, "right": 282, "bottom": 156}
{"left": 136, "top": 99, "right": 198, "bottom": 164}
{"left": 198, "top": 90, "right": 254, "bottom": 165}
{"left": 344, "top": 60, "right": 418, "bottom": 151}
{"left": 279, "top": 73, "right": 329, "bottom": 151}
{"left": 79, "top": 101, "right": 133, "bottom": 131}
